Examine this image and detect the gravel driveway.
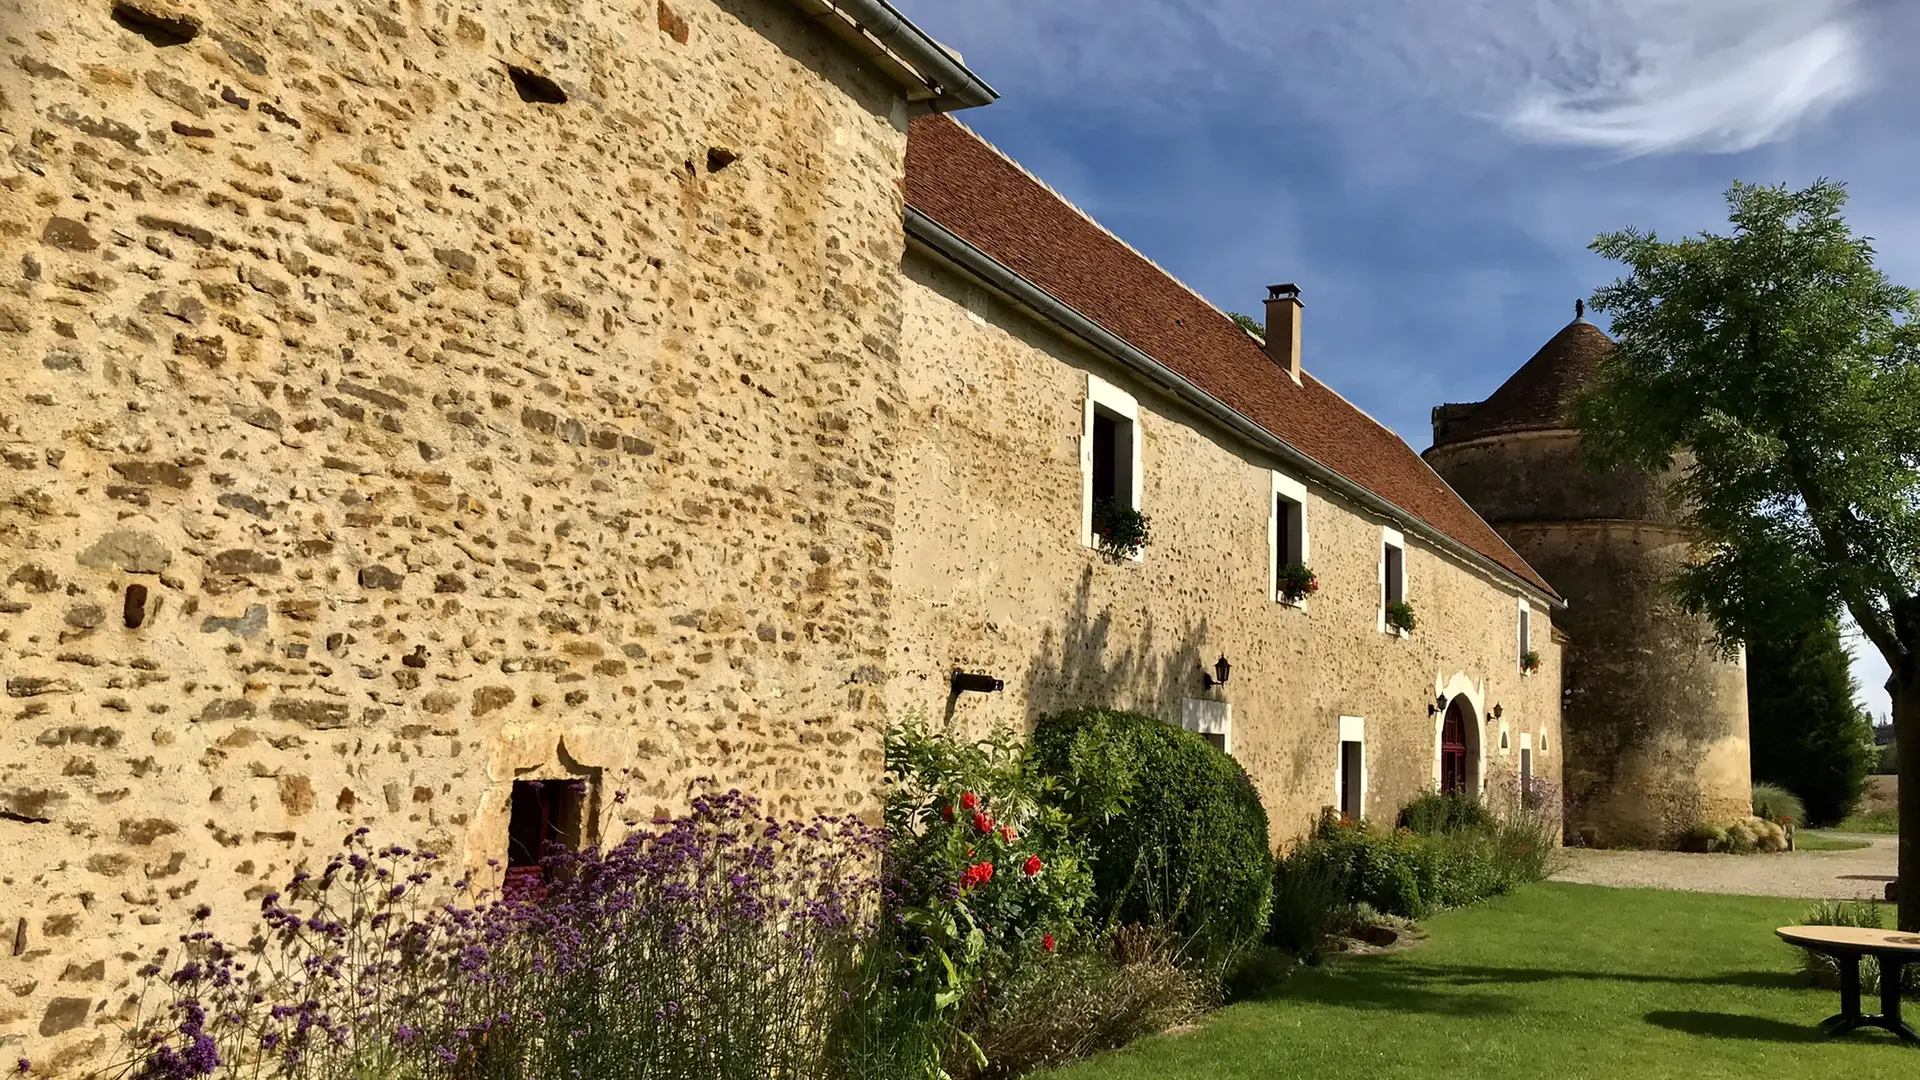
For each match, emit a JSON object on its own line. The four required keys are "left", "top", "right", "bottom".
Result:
{"left": 1551, "top": 833, "right": 1897, "bottom": 900}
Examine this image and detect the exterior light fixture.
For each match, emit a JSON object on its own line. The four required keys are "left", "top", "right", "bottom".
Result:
{"left": 1491, "top": 704, "right": 1504, "bottom": 720}
{"left": 950, "top": 670, "right": 1004, "bottom": 695}
{"left": 1430, "top": 692, "right": 1447, "bottom": 716}
{"left": 1201, "top": 655, "right": 1232, "bottom": 689}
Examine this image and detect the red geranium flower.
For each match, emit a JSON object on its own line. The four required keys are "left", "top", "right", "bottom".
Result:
{"left": 1000, "top": 825, "right": 1018, "bottom": 843}
{"left": 942, "top": 805, "right": 955, "bottom": 823}
{"left": 1042, "top": 933, "right": 1056, "bottom": 953}
{"left": 1023, "top": 855, "right": 1043, "bottom": 877}
{"left": 973, "top": 811, "right": 994, "bottom": 835}
{"left": 960, "top": 791, "right": 979, "bottom": 811}
{"left": 961, "top": 861, "right": 995, "bottom": 890}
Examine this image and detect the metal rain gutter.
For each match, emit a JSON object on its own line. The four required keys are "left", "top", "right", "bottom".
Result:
{"left": 794, "top": 0, "right": 998, "bottom": 111}
{"left": 904, "top": 206, "right": 1566, "bottom": 610}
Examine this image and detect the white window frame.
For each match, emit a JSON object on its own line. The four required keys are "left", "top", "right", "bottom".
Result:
{"left": 1333, "top": 715, "right": 1367, "bottom": 820}
{"left": 1517, "top": 598, "right": 1533, "bottom": 674}
{"left": 1181, "top": 697, "right": 1232, "bottom": 756}
{"left": 1081, "top": 374, "right": 1143, "bottom": 561}
{"left": 1377, "top": 527, "right": 1406, "bottom": 636}
{"left": 1269, "top": 471, "right": 1309, "bottom": 608}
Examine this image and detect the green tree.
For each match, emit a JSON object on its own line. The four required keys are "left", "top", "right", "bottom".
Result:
{"left": 1747, "top": 615, "right": 1876, "bottom": 826}
{"left": 1228, "top": 311, "right": 1264, "bottom": 337}
{"left": 1570, "top": 179, "right": 1920, "bottom": 925}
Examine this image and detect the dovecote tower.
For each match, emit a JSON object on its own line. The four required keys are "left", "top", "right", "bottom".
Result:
{"left": 1424, "top": 308, "right": 1752, "bottom": 847}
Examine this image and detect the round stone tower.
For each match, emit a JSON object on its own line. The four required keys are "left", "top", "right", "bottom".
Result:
{"left": 1423, "top": 307, "right": 1751, "bottom": 848}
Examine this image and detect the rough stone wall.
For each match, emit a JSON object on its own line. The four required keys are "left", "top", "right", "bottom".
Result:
{"left": 891, "top": 254, "right": 1564, "bottom": 844}
{"left": 0, "top": 0, "right": 910, "bottom": 1070}
{"left": 1425, "top": 431, "right": 1752, "bottom": 847}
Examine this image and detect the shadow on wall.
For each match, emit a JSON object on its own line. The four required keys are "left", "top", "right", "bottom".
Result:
{"left": 1012, "top": 564, "right": 1212, "bottom": 728}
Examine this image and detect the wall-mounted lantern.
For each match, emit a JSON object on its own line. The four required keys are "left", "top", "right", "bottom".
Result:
{"left": 1200, "top": 654, "right": 1232, "bottom": 690}
{"left": 1429, "top": 692, "right": 1448, "bottom": 716}
{"left": 951, "top": 670, "right": 1004, "bottom": 695}
{"left": 1491, "top": 703, "right": 1504, "bottom": 720}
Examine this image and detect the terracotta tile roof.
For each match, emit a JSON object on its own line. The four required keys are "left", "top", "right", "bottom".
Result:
{"left": 904, "top": 114, "right": 1557, "bottom": 599}
{"left": 1432, "top": 319, "right": 1617, "bottom": 445}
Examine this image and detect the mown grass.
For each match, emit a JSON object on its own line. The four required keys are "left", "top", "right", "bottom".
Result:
{"left": 1041, "top": 883, "right": 1916, "bottom": 1080}
{"left": 1795, "top": 831, "right": 1872, "bottom": 852}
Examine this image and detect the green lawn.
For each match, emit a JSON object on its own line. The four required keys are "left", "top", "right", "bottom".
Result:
{"left": 1042, "top": 884, "right": 1916, "bottom": 1080}
{"left": 1796, "top": 831, "right": 1871, "bottom": 851}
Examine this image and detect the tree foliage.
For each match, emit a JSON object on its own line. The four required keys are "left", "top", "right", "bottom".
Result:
{"left": 1570, "top": 178, "right": 1920, "bottom": 922}
{"left": 1227, "top": 312, "right": 1264, "bottom": 337}
{"left": 1747, "top": 616, "right": 1876, "bottom": 826}
{"left": 1571, "top": 180, "right": 1920, "bottom": 653}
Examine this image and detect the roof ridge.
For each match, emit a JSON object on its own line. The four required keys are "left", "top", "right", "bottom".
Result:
{"left": 940, "top": 116, "right": 1267, "bottom": 356}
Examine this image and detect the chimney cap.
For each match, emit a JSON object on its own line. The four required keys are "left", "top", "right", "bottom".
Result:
{"left": 1267, "top": 283, "right": 1301, "bottom": 303}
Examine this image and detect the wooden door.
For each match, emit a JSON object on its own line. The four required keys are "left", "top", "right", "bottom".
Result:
{"left": 1440, "top": 701, "right": 1469, "bottom": 795}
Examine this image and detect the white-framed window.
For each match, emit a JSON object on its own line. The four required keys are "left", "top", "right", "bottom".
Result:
{"left": 1518, "top": 598, "right": 1532, "bottom": 673}
{"left": 1335, "top": 716, "right": 1366, "bottom": 820}
{"left": 1269, "top": 471, "right": 1309, "bottom": 606}
{"left": 1081, "top": 374, "right": 1143, "bottom": 559}
{"left": 1377, "top": 527, "right": 1406, "bottom": 635}
{"left": 1181, "top": 697, "right": 1232, "bottom": 756}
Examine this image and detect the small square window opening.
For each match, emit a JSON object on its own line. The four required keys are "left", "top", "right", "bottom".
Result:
{"left": 507, "top": 778, "right": 587, "bottom": 890}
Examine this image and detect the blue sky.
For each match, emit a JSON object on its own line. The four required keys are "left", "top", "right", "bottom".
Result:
{"left": 895, "top": 0, "right": 1920, "bottom": 719}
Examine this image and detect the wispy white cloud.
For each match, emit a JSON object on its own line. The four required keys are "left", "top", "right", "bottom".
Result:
{"left": 1501, "top": 1, "right": 1867, "bottom": 156}
{"left": 899, "top": 0, "right": 1878, "bottom": 159}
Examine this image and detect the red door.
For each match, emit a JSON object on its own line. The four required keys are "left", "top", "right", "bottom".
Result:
{"left": 1440, "top": 701, "right": 1469, "bottom": 795}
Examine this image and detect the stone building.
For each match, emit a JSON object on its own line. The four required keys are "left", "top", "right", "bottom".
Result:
{"left": 0, "top": 0, "right": 1648, "bottom": 1071}
{"left": 1426, "top": 313, "right": 1752, "bottom": 847}
{"left": 0, "top": 0, "right": 987, "bottom": 1070}
{"left": 891, "top": 115, "right": 1565, "bottom": 835}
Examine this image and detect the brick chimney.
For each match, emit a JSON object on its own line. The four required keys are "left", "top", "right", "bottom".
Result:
{"left": 1264, "top": 283, "right": 1302, "bottom": 385}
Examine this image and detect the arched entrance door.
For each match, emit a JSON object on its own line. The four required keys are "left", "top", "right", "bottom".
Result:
{"left": 1440, "top": 699, "right": 1471, "bottom": 795}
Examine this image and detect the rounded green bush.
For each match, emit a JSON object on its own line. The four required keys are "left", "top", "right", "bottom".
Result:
{"left": 1030, "top": 707, "right": 1272, "bottom": 970}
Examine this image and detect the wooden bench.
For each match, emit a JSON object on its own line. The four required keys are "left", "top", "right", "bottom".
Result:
{"left": 1777, "top": 925, "right": 1920, "bottom": 1044}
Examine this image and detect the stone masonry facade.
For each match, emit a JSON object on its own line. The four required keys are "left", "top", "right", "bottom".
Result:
{"left": 1, "top": 0, "right": 916, "bottom": 1069}
{"left": 891, "top": 239, "right": 1563, "bottom": 840}
{"left": 5, "top": 1, "right": 1593, "bottom": 1073}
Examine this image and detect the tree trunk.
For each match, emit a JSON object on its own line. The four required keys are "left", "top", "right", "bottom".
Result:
{"left": 1899, "top": 673, "right": 1920, "bottom": 931}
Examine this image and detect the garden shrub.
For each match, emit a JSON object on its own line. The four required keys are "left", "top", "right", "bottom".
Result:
{"left": 1265, "top": 841, "right": 1348, "bottom": 960}
{"left": 1282, "top": 794, "right": 1560, "bottom": 922}
{"left": 870, "top": 717, "right": 1096, "bottom": 1078}
{"left": 1029, "top": 706, "right": 1273, "bottom": 974}
{"left": 951, "top": 927, "right": 1208, "bottom": 1079}
{"left": 1798, "top": 899, "right": 1920, "bottom": 996}
{"left": 1397, "top": 790, "right": 1496, "bottom": 836}
{"left": 1751, "top": 782, "right": 1805, "bottom": 827}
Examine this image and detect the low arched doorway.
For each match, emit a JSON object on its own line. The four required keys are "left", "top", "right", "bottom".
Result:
{"left": 1440, "top": 698, "right": 1473, "bottom": 795}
